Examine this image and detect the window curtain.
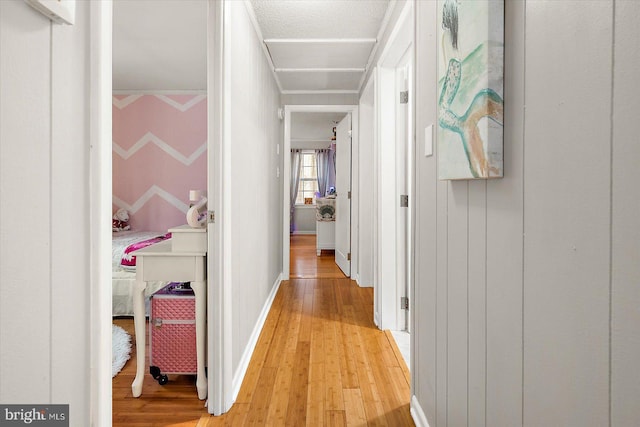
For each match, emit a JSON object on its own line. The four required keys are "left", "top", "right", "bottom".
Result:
{"left": 315, "top": 149, "right": 330, "bottom": 198}
{"left": 290, "top": 149, "right": 302, "bottom": 233}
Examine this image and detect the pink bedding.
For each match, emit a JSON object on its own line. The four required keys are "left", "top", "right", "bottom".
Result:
{"left": 121, "top": 233, "right": 171, "bottom": 268}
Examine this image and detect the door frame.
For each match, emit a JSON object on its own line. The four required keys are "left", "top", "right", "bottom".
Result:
{"left": 374, "top": 0, "right": 414, "bottom": 331}
{"left": 89, "top": 1, "right": 229, "bottom": 422}
{"left": 89, "top": 2, "right": 113, "bottom": 425}
{"left": 282, "top": 105, "right": 359, "bottom": 280}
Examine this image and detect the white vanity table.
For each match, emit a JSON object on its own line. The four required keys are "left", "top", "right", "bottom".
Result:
{"left": 130, "top": 225, "right": 207, "bottom": 399}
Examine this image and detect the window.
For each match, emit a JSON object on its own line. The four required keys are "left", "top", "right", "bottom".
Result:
{"left": 296, "top": 151, "right": 319, "bottom": 205}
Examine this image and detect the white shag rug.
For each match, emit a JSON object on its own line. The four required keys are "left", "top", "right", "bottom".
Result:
{"left": 112, "top": 324, "right": 132, "bottom": 378}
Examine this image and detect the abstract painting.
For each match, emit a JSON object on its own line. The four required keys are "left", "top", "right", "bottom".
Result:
{"left": 437, "top": 0, "right": 504, "bottom": 180}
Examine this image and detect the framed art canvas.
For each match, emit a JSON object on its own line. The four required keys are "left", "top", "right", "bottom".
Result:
{"left": 437, "top": 0, "right": 504, "bottom": 180}
{"left": 25, "top": 0, "right": 75, "bottom": 25}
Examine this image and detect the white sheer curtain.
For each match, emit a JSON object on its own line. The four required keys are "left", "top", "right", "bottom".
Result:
{"left": 290, "top": 149, "right": 302, "bottom": 233}
{"left": 316, "top": 149, "right": 330, "bottom": 198}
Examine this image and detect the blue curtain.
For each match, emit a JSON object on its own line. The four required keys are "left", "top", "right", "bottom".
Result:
{"left": 315, "top": 149, "right": 330, "bottom": 197}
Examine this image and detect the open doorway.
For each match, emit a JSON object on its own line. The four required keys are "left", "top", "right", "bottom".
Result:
{"left": 282, "top": 105, "right": 359, "bottom": 281}
{"left": 288, "top": 111, "right": 348, "bottom": 280}
{"left": 110, "top": 0, "right": 209, "bottom": 422}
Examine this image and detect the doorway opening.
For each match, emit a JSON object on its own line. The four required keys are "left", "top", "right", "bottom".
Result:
{"left": 283, "top": 105, "right": 359, "bottom": 281}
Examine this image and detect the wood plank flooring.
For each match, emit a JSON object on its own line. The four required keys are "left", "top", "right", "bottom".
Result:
{"left": 112, "top": 235, "right": 413, "bottom": 426}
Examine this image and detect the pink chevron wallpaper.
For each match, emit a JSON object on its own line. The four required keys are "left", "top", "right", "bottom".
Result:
{"left": 113, "top": 94, "right": 207, "bottom": 232}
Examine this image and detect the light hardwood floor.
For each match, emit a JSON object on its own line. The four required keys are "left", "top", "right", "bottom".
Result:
{"left": 113, "top": 235, "right": 413, "bottom": 426}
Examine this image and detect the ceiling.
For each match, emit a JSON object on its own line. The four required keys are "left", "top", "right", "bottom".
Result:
{"left": 112, "top": 0, "right": 207, "bottom": 91}
{"left": 248, "top": 0, "right": 392, "bottom": 94}
{"left": 113, "top": 0, "right": 392, "bottom": 94}
{"left": 291, "top": 112, "right": 347, "bottom": 149}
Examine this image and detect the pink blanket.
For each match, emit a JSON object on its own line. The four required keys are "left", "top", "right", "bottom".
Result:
{"left": 121, "top": 233, "right": 171, "bottom": 268}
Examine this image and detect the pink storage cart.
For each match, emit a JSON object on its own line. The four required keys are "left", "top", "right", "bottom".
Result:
{"left": 149, "top": 282, "right": 197, "bottom": 385}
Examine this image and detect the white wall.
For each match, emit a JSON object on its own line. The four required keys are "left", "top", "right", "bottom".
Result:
{"left": 282, "top": 93, "right": 359, "bottom": 105}
{"left": 0, "top": 1, "right": 91, "bottom": 423}
{"left": 227, "top": 1, "right": 282, "bottom": 383}
{"left": 412, "top": 1, "right": 640, "bottom": 426}
{"left": 292, "top": 206, "right": 316, "bottom": 234}
{"left": 357, "top": 76, "right": 375, "bottom": 287}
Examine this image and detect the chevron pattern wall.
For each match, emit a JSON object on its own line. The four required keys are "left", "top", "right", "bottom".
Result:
{"left": 113, "top": 94, "right": 207, "bottom": 232}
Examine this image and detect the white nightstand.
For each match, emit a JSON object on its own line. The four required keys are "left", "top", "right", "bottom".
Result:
{"left": 130, "top": 225, "right": 207, "bottom": 399}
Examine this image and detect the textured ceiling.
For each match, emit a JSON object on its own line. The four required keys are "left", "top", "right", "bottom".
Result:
{"left": 249, "top": 0, "right": 390, "bottom": 39}
{"left": 249, "top": 0, "right": 392, "bottom": 93}
{"left": 112, "top": 0, "right": 207, "bottom": 91}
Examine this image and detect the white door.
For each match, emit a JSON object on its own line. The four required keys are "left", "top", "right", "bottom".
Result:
{"left": 335, "top": 114, "right": 352, "bottom": 276}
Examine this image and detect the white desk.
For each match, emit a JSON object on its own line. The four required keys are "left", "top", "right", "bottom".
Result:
{"left": 130, "top": 239, "right": 207, "bottom": 399}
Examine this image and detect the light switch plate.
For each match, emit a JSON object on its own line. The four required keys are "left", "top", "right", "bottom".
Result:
{"left": 425, "top": 125, "right": 433, "bottom": 157}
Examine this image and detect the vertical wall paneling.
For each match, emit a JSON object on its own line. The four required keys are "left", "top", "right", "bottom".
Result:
{"left": 484, "top": 1, "right": 525, "bottom": 426}
{"left": 446, "top": 182, "right": 468, "bottom": 427}
{"left": 611, "top": 0, "right": 640, "bottom": 424}
{"left": 523, "top": 2, "right": 612, "bottom": 425}
{"left": 0, "top": 1, "right": 52, "bottom": 403}
{"left": 435, "top": 178, "right": 448, "bottom": 427}
{"left": 412, "top": 1, "right": 438, "bottom": 423}
{"left": 51, "top": 2, "right": 90, "bottom": 418}
{"left": 413, "top": 1, "right": 640, "bottom": 426}
{"left": 467, "top": 181, "right": 486, "bottom": 427}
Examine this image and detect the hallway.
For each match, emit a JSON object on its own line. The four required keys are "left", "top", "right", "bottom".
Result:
{"left": 113, "top": 236, "right": 412, "bottom": 426}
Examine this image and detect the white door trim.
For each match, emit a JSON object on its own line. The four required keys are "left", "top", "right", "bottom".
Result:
{"left": 207, "top": 0, "right": 234, "bottom": 414}
{"left": 282, "top": 105, "right": 359, "bottom": 280}
{"left": 375, "top": 0, "right": 414, "bottom": 331}
{"left": 89, "top": 1, "right": 112, "bottom": 426}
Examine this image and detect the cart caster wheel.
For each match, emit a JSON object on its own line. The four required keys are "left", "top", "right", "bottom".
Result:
{"left": 158, "top": 375, "right": 169, "bottom": 385}
{"left": 150, "top": 366, "right": 161, "bottom": 379}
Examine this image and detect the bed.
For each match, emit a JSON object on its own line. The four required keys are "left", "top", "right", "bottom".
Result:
{"left": 112, "top": 230, "right": 171, "bottom": 316}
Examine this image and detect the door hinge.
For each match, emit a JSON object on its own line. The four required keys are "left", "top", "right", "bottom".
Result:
{"left": 347, "top": 191, "right": 351, "bottom": 199}
{"left": 400, "top": 194, "right": 409, "bottom": 207}
{"left": 207, "top": 210, "right": 215, "bottom": 223}
{"left": 401, "top": 296, "right": 409, "bottom": 310}
{"left": 347, "top": 252, "right": 351, "bottom": 261}
{"left": 399, "top": 91, "right": 409, "bottom": 104}
{"left": 348, "top": 129, "right": 352, "bottom": 138}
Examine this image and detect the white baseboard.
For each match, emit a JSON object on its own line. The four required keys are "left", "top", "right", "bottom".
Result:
{"left": 291, "top": 230, "right": 315, "bottom": 235}
{"left": 410, "top": 395, "right": 431, "bottom": 427}
{"left": 231, "top": 273, "right": 282, "bottom": 400}
{"left": 354, "top": 274, "right": 373, "bottom": 288}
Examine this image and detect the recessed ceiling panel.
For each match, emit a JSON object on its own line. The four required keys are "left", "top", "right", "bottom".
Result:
{"left": 267, "top": 41, "right": 374, "bottom": 69}
{"left": 250, "top": 0, "right": 390, "bottom": 39}
{"left": 278, "top": 71, "right": 363, "bottom": 92}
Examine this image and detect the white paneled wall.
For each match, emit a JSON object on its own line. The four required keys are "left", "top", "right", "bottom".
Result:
{"left": 0, "top": 0, "right": 91, "bottom": 423}
{"left": 412, "top": 1, "right": 640, "bottom": 426}
{"left": 227, "top": 1, "right": 282, "bottom": 380}
{"left": 611, "top": 2, "right": 640, "bottom": 425}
